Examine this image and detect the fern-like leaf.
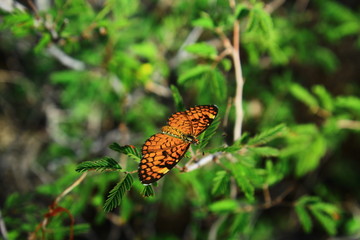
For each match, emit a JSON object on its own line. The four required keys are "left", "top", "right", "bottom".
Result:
{"left": 209, "top": 137, "right": 243, "bottom": 153}
{"left": 230, "top": 163, "right": 255, "bottom": 202}
{"left": 109, "top": 143, "right": 141, "bottom": 161}
{"left": 141, "top": 185, "right": 155, "bottom": 197}
{"left": 197, "top": 115, "right": 221, "bottom": 149}
{"left": 211, "top": 170, "right": 230, "bottom": 196}
{"left": 103, "top": 174, "right": 134, "bottom": 212}
{"left": 247, "top": 124, "right": 287, "bottom": 146}
{"left": 76, "top": 157, "right": 121, "bottom": 173}
{"left": 248, "top": 146, "right": 280, "bottom": 157}
{"left": 170, "top": 85, "right": 185, "bottom": 111}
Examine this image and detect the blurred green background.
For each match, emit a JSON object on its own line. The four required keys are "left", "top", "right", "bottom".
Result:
{"left": 1, "top": 0, "right": 360, "bottom": 239}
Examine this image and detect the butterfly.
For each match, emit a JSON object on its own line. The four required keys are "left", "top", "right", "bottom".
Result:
{"left": 138, "top": 105, "right": 218, "bottom": 184}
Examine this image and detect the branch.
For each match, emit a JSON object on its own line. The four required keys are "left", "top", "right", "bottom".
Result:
{"left": 231, "top": 19, "right": 245, "bottom": 141}
{"left": 184, "top": 152, "right": 222, "bottom": 172}
{"left": 0, "top": 0, "right": 26, "bottom": 12}
{"left": 208, "top": 215, "right": 226, "bottom": 240}
{"left": 54, "top": 172, "right": 88, "bottom": 205}
{"left": 237, "top": 185, "right": 295, "bottom": 213}
{"left": 0, "top": 210, "right": 8, "bottom": 240}
{"left": 47, "top": 45, "right": 86, "bottom": 70}
{"left": 169, "top": 27, "right": 203, "bottom": 68}
{"left": 337, "top": 119, "right": 360, "bottom": 130}
{"left": 29, "top": 173, "right": 87, "bottom": 240}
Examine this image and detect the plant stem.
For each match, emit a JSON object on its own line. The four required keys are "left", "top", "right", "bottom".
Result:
{"left": 232, "top": 19, "right": 244, "bottom": 141}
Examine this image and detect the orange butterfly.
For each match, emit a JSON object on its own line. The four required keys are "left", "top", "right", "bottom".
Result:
{"left": 138, "top": 105, "right": 218, "bottom": 184}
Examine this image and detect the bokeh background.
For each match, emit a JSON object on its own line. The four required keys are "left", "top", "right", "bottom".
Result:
{"left": 1, "top": 0, "right": 360, "bottom": 239}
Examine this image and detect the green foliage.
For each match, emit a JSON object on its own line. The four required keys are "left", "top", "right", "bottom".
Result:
{"left": 170, "top": 85, "right": 185, "bottom": 111}
{"left": 295, "top": 196, "right": 340, "bottom": 235}
{"left": 211, "top": 170, "right": 230, "bottom": 196}
{"left": 281, "top": 124, "right": 327, "bottom": 177}
{"left": 230, "top": 162, "right": 255, "bottom": 202}
{"left": 103, "top": 174, "right": 134, "bottom": 212}
{"left": 192, "top": 13, "right": 215, "bottom": 29}
{"left": 290, "top": 83, "right": 319, "bottom": 110}
{"left": 197, "top": 114, "right": 221, "bottom": 149}
{"left": 109, "top": 143, "right": 141, "bottom": 161}
{"left": 248, "top": 146, "right": 280, "bottom": 157}
{"left": 335, "top": 96, "right": 360, "bottom": 114}
{"left": 75, "top": 157, "right": 121, "bottom": 173}
{"left": 178, "top": 64, "right": 212, "bottom": 84}
{"left": 209, "top": 199, "right": 238, "bottom": 213}
{"left": 247, "top": 124, "right": 287, "bottom": 146}
{"left": 185, "top": 42, "right": 217, "bottom": 59}
{"left": 141, "top": 185, "right": 155, "bottom": 197}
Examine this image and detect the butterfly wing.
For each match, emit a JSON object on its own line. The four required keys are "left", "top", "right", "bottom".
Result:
{"left": 167, "top": 111, "right": 193, "bottom": 135}
{"left": 138, "top": 133, "right": 190, "bottom": 184}
{"left": 167, "top": 105, "right": 218, "bottom": 136}
{"left": 184, "top": 105, "right": 218, "bottom": 136}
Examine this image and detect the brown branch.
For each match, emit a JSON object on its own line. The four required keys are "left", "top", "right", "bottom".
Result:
{"left": 236, "top": 185, "right": 295, "bottom": 213}
{"left": 54, "top": 172, "right": 87, "bottom": 205}
{"left": 29, "top": 173, "right": 87, "bottom": 240}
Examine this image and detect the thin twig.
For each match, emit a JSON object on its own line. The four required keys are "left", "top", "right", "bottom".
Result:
{"left": 337, "top": 120, "right": 360, "bottom": 130}
{"left": 237, "top": 185, "right": 295, "bottom": 213}
{"left": 263, "top": 184, "right": 272, "bottom": 208}
{"left": 54, "top": 172, "right": 87, "bottom": 205}
{"left": 208, "top": 215, "right": 227, "bottom": 240}
{"left": 169, "top": 27, "right": 203, "bottom": 68}
{"left": 211, "top": 48, "right": 231, "bottom": 68}
{"left": 184, "top": 152, "right": 222, "bottom": 172}
{"left": 232, "top": 19, "right": 244, "bottom": 141}
{"left": 47, "top": 45, "right": 86, "bottom": 70}
{"left": 0, "top": 210, "right": 8, "bottom": 240}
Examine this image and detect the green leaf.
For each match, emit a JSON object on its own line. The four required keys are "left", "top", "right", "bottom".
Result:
{"left": 209, "top": 69, "right": 227, "bottom": 102}
{"left": 335, "top": 96, "right": 360, "bottom": 113}
{"left": 192, "top": 13, "right": 214, "bottom": 29}
{"left": 170, "top": 85, "right": 185, "bottom": 112}
{"left": 109, "top": 143, "right": 141, "bottom": 161}
{"left": 197, "top": 115, "right": 220, "bottom": 149}
{"left": 141, "top": 185, "right": 155, "bottom": 197}
{"left": 290, "top": 83, "right": 319, "bottom": 109}
{"left": 210, "top": 138, "right": 243, "bottom": 153}
{"left": 310, "top": 204, "right": 338, "bottom": 235}
{"left": 313, "top": 47, "right": 339, "bottom": 72}
{"left": 247, "top": 124, "right": 287, "bottom": 146}
{"left": 249, "top": 146, "right": 280, "bottom": 157}
{"left": 34, "top": 33, "right": 51, "bottom": 54}
{"left": 230, "top": 163, "right": 255, "bottom": 202}
{"left": 209, "top": 199, "right": 238, "bottom": 213}
{"left": 103, "top": 174, "right": 134, "bottom": 212}
{"left": 312, "top": 85, "right": 334, "bottom": 111}
{"left": 295, "top": 203, "right": 313, "bottom": 233}
{"left": 295, "top": 196, "right": 339, "bottom": 235}
{"left": 185, "top": 42, "right": 217, "bottom": 59}
{"left": 211, "top": 170, "right": 230, "bottom": 196}
{"left": 51, "top": 70, "right": 88, "bottom": 84}
{"left": 235, "top": 4, "right": 250, "bottom": 19}
{"left": 76, "top": 157, "right": 121, "bottom": 173}
{"left": 178, "top": 65, "right": 212, "bottom": 84}
{"left": 295, "top": 134, "right": 326, "bottom": 177}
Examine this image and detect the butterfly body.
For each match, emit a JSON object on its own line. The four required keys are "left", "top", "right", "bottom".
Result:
{"left": 138, "top": 105, "right": 218, "bottom": 184}
{"left": 161, "top": 126, "right": 198, "bottom": 144}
